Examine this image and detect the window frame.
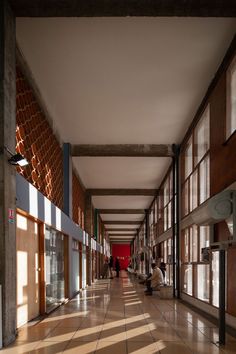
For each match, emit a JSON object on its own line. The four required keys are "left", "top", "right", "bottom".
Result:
{"left": 181, "top": 105, "right": 210, "bottom": 217}
{"left": 181, "top": 225, "right": 213, "bottom": 304}
{"left": 226, "top": 55, "right": 236, "bottom": 140}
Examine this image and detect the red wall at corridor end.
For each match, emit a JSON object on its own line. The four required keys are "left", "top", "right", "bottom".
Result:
{"left": 112, "top": 244, "right": 130, "bottom": 270}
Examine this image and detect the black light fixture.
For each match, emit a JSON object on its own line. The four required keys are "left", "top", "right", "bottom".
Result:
{"left": 8, "top": 152, "right": 28, "bottom": 167}
{"left": 3, "top": 146, "right": 29, "bottom": 167}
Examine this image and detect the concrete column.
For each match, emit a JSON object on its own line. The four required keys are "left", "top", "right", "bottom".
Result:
{"left": 84, "top": 192, "right": 93, "bottom": 285}
{"left": 84, "top": 192, "right": 92, "bottom": 235}
{"left": 144, "top": 209, "right": 150, "bottom": 274}
{"left": 94, "top": 208, "right": 98, "bottom": 241}
{"left": 63, "top": 143, "right": 72, "bottom": 218}
{"left": 0, "top": 0, "right": 16, "bottom": 346}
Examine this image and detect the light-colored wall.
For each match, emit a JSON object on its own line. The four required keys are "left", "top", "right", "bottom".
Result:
{"left": 16, "top": 173, "right": 83, "bottom": 298}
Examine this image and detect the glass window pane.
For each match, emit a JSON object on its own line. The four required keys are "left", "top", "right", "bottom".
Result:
{"left": 183, "top": 264, "right": 193, "bottom": 296}
{"left": 194, "top": 106, "right": 210, "bottom": 165}
{"left": 154, "top": 199, "right": 158, "bottom": 223}
{"left": 169, "top": 170, "right": 173, "bottom": 200}
{"left": 192, "top": 169, "right": 198, "bottom": 210}
{"left": 189, "top": 227, "right": 193, "bottom": 262}
{"left": 183, "top": 181, "right": 189, "bottom": 216}
{"left": 191, "top": 225, "right": 198, "bottom": 262}
{"left": 158, "top": 197, "right": 162, "bottom": 220}
{"left": 226, "top": 58, "right": 236, "bottom": 139}
{"left": 212, "top": 252, "right": 219, "bottom": 307}
{"left": 199, "top": 226, "right": 210, "bottom": 261}
{"left": 197, "top": 264, "right": 210, "bottom": 302}
{"left": 199, "top": 155, "right": 210, "bottom": 204}
{"left": 185, "top": 138, "right": 193, "bottom": 179}
{"left": 166, "top": 264, "right": 173, "bottom": 285}
{"left": 168, "top": 238, "right": 172, "bottom": 258}
{"left": 164, "top": 178, "right": 169, "bottom": 206}
{"left": 164, "top": 206, "right": 168, "bottom": 231}
{"left": 189, "top": 175, "right": 193, "bottom": 213}
{"left": 168, "top": 202, "right": 172, "bottom": 229}
{"left": 164, "top": 240, "right": 167, "bottom": 263}
{"left": 183, "top": 229, "right": 189, "bottom": 263}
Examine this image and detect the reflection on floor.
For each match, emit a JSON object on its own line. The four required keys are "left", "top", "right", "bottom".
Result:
{"left": 3, "top": 271, "right": 236, "bottom": 353}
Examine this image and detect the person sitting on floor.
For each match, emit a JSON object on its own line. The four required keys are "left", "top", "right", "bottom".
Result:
{"left": 145, "top": 262, "right": 164, "bottom": 296}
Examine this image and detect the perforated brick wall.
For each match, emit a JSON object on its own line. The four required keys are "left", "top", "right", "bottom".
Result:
{"left": 16, "top": 65, "right": 63, "bottom": 209}
{"left": 72, "top": 171, "right": 85, "bottom": 228}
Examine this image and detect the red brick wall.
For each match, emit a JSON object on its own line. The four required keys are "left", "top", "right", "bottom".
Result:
{"left": 72, "top": 171, "right": 85, "bottom": 228}
{"left": 16, "top": 65, "right": 63, "bottom": 209}
{"left": 210, "top": 73, "right": 236, "bottom": 195}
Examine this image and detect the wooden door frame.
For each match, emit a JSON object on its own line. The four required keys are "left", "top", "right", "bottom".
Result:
{"left": 16, "top": 209, "right": 45, "bottom": 317}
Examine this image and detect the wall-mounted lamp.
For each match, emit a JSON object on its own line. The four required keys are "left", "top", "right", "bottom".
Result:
{"left": 3, "top": 146, "right": 29, "bottom": 167}
{"left": 8, "top": 153, "right": 28, "bottom": 167}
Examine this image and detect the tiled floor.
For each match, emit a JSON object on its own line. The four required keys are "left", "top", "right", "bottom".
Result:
{"left": 3, "top": 271, "right": 236, "bottom": 353}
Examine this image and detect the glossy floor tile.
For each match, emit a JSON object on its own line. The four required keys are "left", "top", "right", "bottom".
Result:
{"left": 1, "top": 271, "right": 236, "bottom": 353}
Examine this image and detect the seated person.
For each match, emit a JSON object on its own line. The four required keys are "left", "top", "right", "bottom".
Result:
{"left": 145, "top": 263, "right": 164, "bottom": 296}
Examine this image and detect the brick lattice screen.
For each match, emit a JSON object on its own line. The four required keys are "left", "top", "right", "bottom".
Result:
{"left": 16, "top": 65, "right": 63, "bottom": 209}
{"left": 72, "top": 171, "right": 85, "bottom": 229}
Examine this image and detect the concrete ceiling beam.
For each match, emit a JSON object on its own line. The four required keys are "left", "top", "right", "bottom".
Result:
{"left": 109, "top": 233, "right": 136, "bottom": 236}
{"left": 106, "top": 228, "right": 137, "bottom": 231}
{"left": 87, "top": 188, "right": 158, "bottom": 196}
{"left": 99, "top": 209, "right": 145, "bottom": 214}
{"left": 103, "top": 221, "right": 142, "bottom": 225}
{"left": 71, "top": 144, "right": 173, "bottom": 157}
{"left": 10, "top": 0, "right": 236, "bottom": 17}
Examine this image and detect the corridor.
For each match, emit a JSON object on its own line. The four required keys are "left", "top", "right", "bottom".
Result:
{"left": 3, "top": 272, "right": 236, "bottom": 354}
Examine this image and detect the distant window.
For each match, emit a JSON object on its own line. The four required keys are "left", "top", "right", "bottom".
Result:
{"left": 182, "top": 106, "right": 210, "bottom": 216}
{"left": 226, "top": 56, "right": 236, "bottom": 139}
{"left": 194, "top": 106, "right": 210, "bottom": 165}
{"left": 184, "top": 137, "right": 193, "bottom": 179}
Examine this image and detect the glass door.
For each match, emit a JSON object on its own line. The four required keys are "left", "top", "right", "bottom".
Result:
{"left": 45, "top": 226, "right": 65, "bottom": 313}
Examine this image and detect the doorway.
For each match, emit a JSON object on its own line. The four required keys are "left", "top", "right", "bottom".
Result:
{"left": 16, "top": 213, "right": 40, "bottom": 328}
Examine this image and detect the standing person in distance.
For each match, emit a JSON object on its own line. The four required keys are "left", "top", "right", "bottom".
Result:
{"left": 115, "top": 257, "right": 120, "bottom": 278}
{"left": 109, "top": 255, "right": 114, "bottom": 279}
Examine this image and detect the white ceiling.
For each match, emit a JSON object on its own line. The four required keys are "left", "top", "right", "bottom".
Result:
{"left": 104, "top": 225, "right": 138, "bottom": 229}
{"left": 16, "top": 17, "right": 236, "bottom": 242}
{"left": 100, "top": 214, "right": 144, "bottom": 221}
{"left": 108, "top": 230, "right": 136, "bottom": 234}
{"left": 73, "top": 157, "right": 170, "bottom": 189}
{"left": 92, "top": 196, "right": 153, "bottom": 209}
